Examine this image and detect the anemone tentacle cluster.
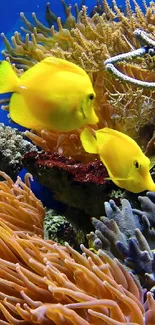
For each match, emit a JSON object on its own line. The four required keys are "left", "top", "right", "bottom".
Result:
{"left": 0, "top": 193, "right": 153, "bottom": 324}
{"left": 0, "top": 170, "right": 153, "bottom": 324}
{"left": 0, "top": 171, "right": 44, "bottom": 235}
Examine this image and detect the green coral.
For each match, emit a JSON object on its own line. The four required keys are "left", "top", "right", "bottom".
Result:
{"left": 44, "top": 209, "right": 85, "bottom": 249}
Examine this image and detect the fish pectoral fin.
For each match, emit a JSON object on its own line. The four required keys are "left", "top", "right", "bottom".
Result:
{"left": 10, "top": 93, "right": 47, "bottom": 130}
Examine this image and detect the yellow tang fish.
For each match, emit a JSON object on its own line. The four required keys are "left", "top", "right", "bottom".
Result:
{"left": 80, "top": 127, "right": 155, "bottom": 193}
{"left": 0, "top": 57, "right": 99, "bottom": 131}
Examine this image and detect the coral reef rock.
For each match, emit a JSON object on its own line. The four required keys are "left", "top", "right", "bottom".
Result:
{"left": 22, "top": 150, "right": 115, "bottom": 216}
{"left": 0, "top": 123, "right": 37, "bottom": 179}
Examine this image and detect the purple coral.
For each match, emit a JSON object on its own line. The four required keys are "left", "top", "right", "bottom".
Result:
{"left": 132, "top": 192, "right": 155, "bottom": 226}
{"left": 88, "top": 193, "right": 155, "bottom": 290}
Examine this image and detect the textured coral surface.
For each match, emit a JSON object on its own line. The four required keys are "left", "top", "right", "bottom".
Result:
{"left": 88, "top": 192, "right": 155, "bottom": 290}
{"left": 0, "top": 123, "right": 37, "bottom": 179}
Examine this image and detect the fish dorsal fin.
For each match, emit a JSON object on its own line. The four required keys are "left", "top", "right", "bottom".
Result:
{"left": 20, "top": 57, "right": 87, "bottom": 83}
{"left": 97, "top": 127, "right": 130, "bottom": 141}
{"left": 19, "top": 61, "right": 46, "bottom": 82}
{"left": 96, "top": 127, "right": 139, "bottom": 151}
{"left": 42, "top": 57, "right": 87, "bottom": 77}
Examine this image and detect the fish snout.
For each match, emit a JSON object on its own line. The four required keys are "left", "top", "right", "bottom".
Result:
{"left": 143, "top": 172, "right": 155, "bottom": 192}
{"left": 86, "top": 108, "right": 99, "bottom": 125}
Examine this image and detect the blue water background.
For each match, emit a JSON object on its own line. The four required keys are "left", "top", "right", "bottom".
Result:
{"left": 0, "top": 0, "right": 151, "bottom": 208}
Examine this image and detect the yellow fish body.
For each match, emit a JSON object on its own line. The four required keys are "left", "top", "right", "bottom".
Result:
{"left": 0, "top": 57, "right": 98, "bottom": 131}
{"left": 80, "top": 127, "right": 155, "bottom": 193}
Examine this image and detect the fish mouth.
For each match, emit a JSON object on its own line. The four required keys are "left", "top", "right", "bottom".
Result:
{"left": 143, "top": 173, "right": 155, "bottom": 192}
{"left": 80, "top": 106, "right": 87, "bottom": 119}
{"left": 80, "top": 103, "right": 99, "bottom": 124}
{"left": 87, "top": 111, "right": 99, "bottom": 125}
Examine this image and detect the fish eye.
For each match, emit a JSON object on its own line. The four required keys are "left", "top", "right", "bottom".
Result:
{"left": 134, "top": 161, "right": 140, "bottom": 169}
{"left": 88, "top": 94, "right": 95, "bottom": 100}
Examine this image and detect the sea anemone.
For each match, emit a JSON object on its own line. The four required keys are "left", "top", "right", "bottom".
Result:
{"left": 0, "top": 170, "right": 153, "bottom": 324}
{"left": 0, "top": 221, "right": 154, "bottom": 324}
{"left": 0, "top": 171, "right": 44, "bottom": 236}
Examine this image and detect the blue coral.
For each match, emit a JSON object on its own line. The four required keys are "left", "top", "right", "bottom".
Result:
{"left": 88, "top": 192, "right": 155, "bottom": 290}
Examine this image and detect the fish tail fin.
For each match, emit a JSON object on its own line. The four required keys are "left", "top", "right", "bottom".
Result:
{"left": 0, "top": 61, "right": 20, "bottom": 94}
{"left": 80, "top": 127, "right": 98, "bottom": 154}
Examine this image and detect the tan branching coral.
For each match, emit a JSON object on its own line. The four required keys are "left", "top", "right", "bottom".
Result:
{"left": 0, "top": 220, "right": 153, "bottom": 324}
{"left": 2, "top": 0, "right": 155, "bottom": 159}
{"left": 0, "top": 171, "right": 44, "bottom": 236}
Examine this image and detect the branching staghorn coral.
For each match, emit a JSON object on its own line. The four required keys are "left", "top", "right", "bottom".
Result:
{"left": 4, "top": 0, "right": 155, "bottom": 68}
{"left": 87, "top": 193, "right": 155, "bottom": 289}
{"left": 117, "top": 231, "right": 155, "bottom": 291}
{"left": 132, "top": 191, "right": 155, "bottom": 226}
{"left": 0, "top": 171, "right": 44, "bottom": 236}
{"left": 0, "top": 219, "right": 154, "bottom": 324}
{"left": 2, "top": 0, "right": 155, "bottom": 160}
